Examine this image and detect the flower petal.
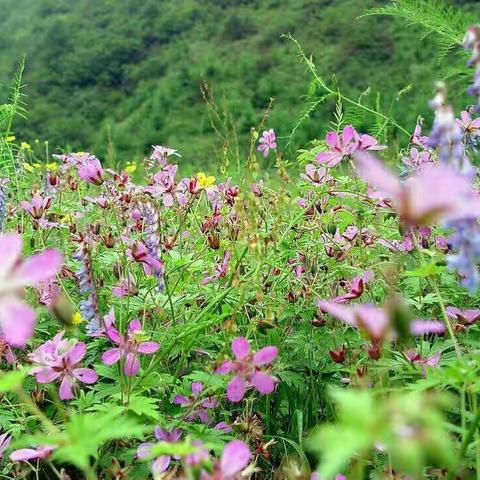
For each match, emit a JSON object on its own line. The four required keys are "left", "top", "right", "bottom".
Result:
{"left": 250, "top": 371, "right": 276, "bottom": 394}
{"left": 124, "top": 352, "right": 140, "bottom": 376}
{"left": 102, "top": 348, "right": 122, "bottom": 365}
{"left": 59, "top": 376, "right": 74, "bottom": 400}
{"left": 226, "top": 375, "right": 246, "bottom": 402}
{"left": 220, "top": 440, "right": 251, "bottom": 477}
{"left": 12, "top": 249, "right": 62, "bottom": 287}
{"left": 0, "top": 234, "right": 22, "bottom": 280}
{"left": 73, "top": 368, "right": 98, "bottom": 384}
{"left": 137, "top": 341, "right": 159, "bottom": 354}
{"left": 253, "top": 346, "right": 278, "bottom": 366}
{"left": 231, "top": 337, "right": 250, "bottom": 360}
{"left": 0, "top": 297, "right": 36, "bottom": 347}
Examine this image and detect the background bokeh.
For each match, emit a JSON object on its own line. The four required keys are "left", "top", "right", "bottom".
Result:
{"left": 0, "top": 0, "right": 479, "bottom": 163}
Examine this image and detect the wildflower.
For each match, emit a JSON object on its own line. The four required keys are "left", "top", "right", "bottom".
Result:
{"left": 72, "top": 312, "right": 84, "bottom": 325}
{"left": 0, "top": 334, "right": 16, "bottom": 364}
{"left": 112, "top": 275, "right": 138, "bottom": 297}
{"left": 30, "top": 335, "right": 97, "bottom": 400}
{"left": 10, "top": 445, "right": 56, "bottom": 462}
{"left": 125, "top": 161, "right": 137, "bottom": 174}
{"left": 37, "top": 279, "right": 61, "bottom": 307}
{"left": 409, "top": 319, "right": 446, "bottom": 336}
{"left": 317, "top": 302, "right": 389, "bottom": 344}
{"left": 77, "top": 155, "right": 104, "bottom": 185}
{"left": 20, "top": 141, "right": 31, "bottom": 151}
{"left": 45, "top": 162, "right": 58, "bottom": 172}
{"left": 0, "top": 433, "right": 11, "bottom": 458}
{"left": 257, "top": 129, "right": 277, "bottom": 157}
{"left": 316, "top": 125, "right": 386, "bottom": 168}
{"left": 21, "top": 193, "right": 51, "bottom": 220}
{"left": 202, "top": 251, "right": 231, "bottom": 285}
{"left": 174, "top": 381, "right": 218, "bottom": 423}
{"left": 0, "top": 233, "right": 62, "bottom": 346}
{"left": 216, "top": 337, "right": 278, "bottom": 402}
{"left": 6, "top": 135, "right": 15, "bottom": 142}
{"left": 410, "top": 118, "right": 430, "bottom": 148}
{"left": 446, "top": 306, "right": 480, "bottom": 326}
{"left": 401, "top": 147, "right": 433, "bottom": 173}
{"left": 127, "top": 240, "right": 164, "bottom": 279}
{"left": 22, "top": 162, "right": 34, "bottom": 172}
{"left": 331, "top": 270, "right": 374, "bottom": 304}
{"left": 250, "top": 180, "right": 264, "bottom": 197}
{"left": 197, "top": 172, "right": 216, "bottom": 188}
{"left": 203, "top": 440, "right": 251, "bottom": 479}
{"left": 137, "top": 427, "right": 182, "bottom": 474}
{"left": 356, "top": 152, "right": 480, "bottom": 226}
{"left": 102, "top": 319, "right": 159, "bottom": 376}
{"left": 464, "top": 25, "right": 480, "bottom": 112}
{"left": 405, "top": 349, "right": 441, "bottom": 369}
{"left": 150, "top": 145, "right": 181, "bottom": 167}
{"left": 300, "top": 164, "right": 332, "bottom": 185}
{"left": 73, "top": 241, "right": 101, "bottom": 334}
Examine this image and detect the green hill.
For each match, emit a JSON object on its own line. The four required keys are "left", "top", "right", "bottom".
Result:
{"left": 0, "top": 0, "right": 479, "bottom": 164}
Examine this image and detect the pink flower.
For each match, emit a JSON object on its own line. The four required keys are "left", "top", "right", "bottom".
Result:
{"left": 316, "top": 125, "right": 386, "bottom": 168}
{"left": 150, "top": 145, "right": 181, "bottom": 167}
{"left": 77, "top": 155, "right": 104, "bottom": 185}
{"left": 30, "top": 334, "right": 98, "bottom": 400}
{"left": 317, "top": 301, "right": 389, "bottom": 343}
{"left": 174, "top": 381, "right": 218, "bottom": 423}
{"left": 401, "top": 148, "right": 433, "bottom": 172}
{"left": 102, "top": 319, "right": 159, "bottom": 376}
{"left": 356, "top": 153, "right": 480, "bottom": 225}
{"left": 127, "top": 241, "right": 164, "bottom": 278}
{"left": 215, "top": 337, "right": 278, "bottom": 402}
{"left": 112, "top": 274, "right": 138, "bottom": 297}
{"left": 446, "top": 306, "right": 480, "bottom": 326}
{"left": 10, "top": 445, "right": 56, "bottom": 462}
{"left": 202, "top": 440, "right": 251, "bottom": 479}
{"left": 137, "top": 427, "right": 182, "bottom": 474}
{"left": 0, "top": 432, "right": 11, "bottom": 458}
{"left": 202, "top": 251, "right": 231, "bottom": 285}
{"left": 300, "top": 164, "right": 332, "bottom": 185}
{"left": 331, "top": 270, "right": 374, "bottom": 303}
{"left": 257, "top": 129, "right": 277, "bottom": 157}
{"left": 20, "top": 194, "right": 51, "bottom": 220}
{"left": 0, "top": 234, "right": 62, "bottom": 346}
{"left": 457, "top": 110, "right": 480, "bottom": 135}
{"left": 409, "top": 320, "right": 446, "bottom": 336}
{"left": 0, "top": 335, "right": 17, "bottom": 364}
{"left": 405, "top": 349, "right": 441, "bottom": 368}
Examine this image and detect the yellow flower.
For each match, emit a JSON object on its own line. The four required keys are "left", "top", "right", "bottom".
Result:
{"left": 125, "top": 162, "right": 137, "bottom": 174}
{"left": 20, "top": 141, "right": 32, "bottom": 151}
{"left": 46, "top": 162, "right": 58, "bottom": 172}
{"left": 59, "top": 213, "right": 73, "bottom": 224}
{"left": 72, "top": 312, "right": 84, "bottom": 325}
{"left": 22, "top": 162, "right": 34, "bottom": 172}
{"left": 33, "top": 163, "right": 42, "bottom": 169}
{"left": 6, "top": 135, "right": 16, "bottom": 142}
{"left": 197, "top": 172, "right": 216, "bottom": 189}
{"left": 76, "top": 151, "right": 85, "bottom": 156}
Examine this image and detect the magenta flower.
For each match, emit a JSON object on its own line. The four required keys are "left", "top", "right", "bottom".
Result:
{"left": 137, "top": 427, "right": 182, "bottom": 474}
{"left": 30, "top": 334, "right": 98, "bottom": 400}
{"left": 0, "top": 433, "right": 11, "bottom": 458}
{"left": 203, "top": 440, "right": 251, "bottom": 480}
{"left": 331, "top": 270, "right": 374, "bottom": 304}
{"left": 77, "top": 155, "right": 104, "bottom": 185}
{"left": 10, "top": 445, "right": 56, "bottom": 462}
{"left": 257, "top": 129, "right": 277, "bottom": 157}
{"left": 0, "top": 233, "right": 62, "bottom": 346}
{"left": 112, "top": 274, "right": 138, "bottom": 297}
{"left": 174, "top": 381, "right": 218, "bottom": 423}
{"left": 300, "top": 164, "right": 332, "bottom": 185}
{"left": 409, "top": 319, "right": 446, "bottom": 336}
{"left": 216, "top": 337, "right": 278, "bottom": 402}
{"left": 20, "top": 194, "right": 51, "bottom": 220}
{"left": 405, "top": 349, "right": 441, "bottom": 368}
{"left": 316, "top": 125, "right": 386, "bottom": 168}
{"left": 446, "top": 306, "right": 480, "bottom": 326}
{"left": 127, "top": 241, "right": 164, "bottom": 278}
{"left": 102, "top": 319, "right": 159, "bottom": 376}
{"left": 202, "top": 251, "right": 231, "bottom": 285}
{"left": 356, "top": 153, "right": 480, "bottom": 225}
{"left": 0, "top": 334, "right": 17, "bottom": 364}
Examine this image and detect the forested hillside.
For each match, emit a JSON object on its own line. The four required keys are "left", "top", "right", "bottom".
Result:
{"left": 0, "top": 0, "right": 479, "bottom": 162}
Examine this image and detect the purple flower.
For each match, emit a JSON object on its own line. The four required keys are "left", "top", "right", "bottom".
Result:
{"left": 202, "top": 251, "right": 231, "bottom": 285}
{"left": 202, "top": 440, "right": 251, "bottom": 480}
{"left": 216, "top": 337, "right": 278, "bottom": 402}
{"left": 30, "top": 334, "right": 98, "bottom": 400}
{"left": 401, "top": 148, "right": 433, "bottom": 173}
{"left": 0, "top": 432, "right": 11, "bottom": 458}
{"left": 409, "top": 320, "right": 446, "bottom": 336}
{"left": 77, "top": 155, "right": 104, "bottom": 185}
{"left": 0, "top": 233, "right": 62, "bottom": 347}
{"left": 10, "top": 445, "right": 56, "bottom": 462}
{"left": 316, "top": 125, "right": 386, "bottom": 168}
{"left": 300, "top": 164, "right": 332, "bottom": 185}
{"left": 446, "top": 306, "right": 480, "bottom": 326}
{"left": 257, "top": 129, "right": 277, "bottom": 157}
{"left": 137, "top": 427, "right": 182, "bottom": 475}
{"left": 102, "top": 319, "right": 159, "bottom": 376}
{"left": 150, "top": 145, "right": 181, "bottom": 167}
{"left": 112, "top": 274, "right": 138, "bottom": 297}
{"left": 174, "top": 381, "right": 218, "bottom": 423}
{"left": 21, "top": 193, "right": 51, "bottom": 220}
